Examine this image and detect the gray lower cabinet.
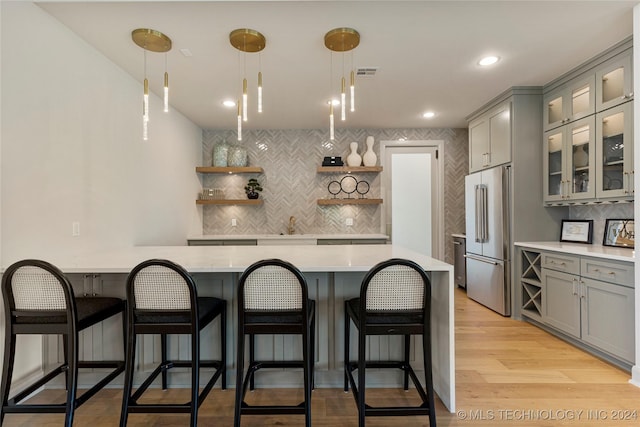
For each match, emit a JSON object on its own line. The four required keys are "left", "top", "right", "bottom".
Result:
{"left": 581, "top": 277, "right": 634, "bottom": 363}
{"left": 542, "top": 269, "right": 581, "bottom": 339}
{"left": 523, "top": 248, "right": 634, "bottom": 366}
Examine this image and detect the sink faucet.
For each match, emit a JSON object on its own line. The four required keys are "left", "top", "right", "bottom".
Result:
{"left": 288, "top": 216, "right": 296, "bottom": 235}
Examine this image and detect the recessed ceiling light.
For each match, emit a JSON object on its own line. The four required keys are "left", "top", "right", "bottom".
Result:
{"left": 423, "top": 111, "right": 435, "bottom": 119}
{"left": 223, "top": 100, "right": 236, "bottom": 107}
{"left": 478, "top": 56, "right": 500, "bottom": 66}
{"left": 326, "top": 99, "right": 341, "bottom": 106}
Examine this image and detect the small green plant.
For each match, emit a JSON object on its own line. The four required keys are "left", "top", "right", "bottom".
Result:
{"left": 244, "top": 178, "right": 263, "bottom": 199}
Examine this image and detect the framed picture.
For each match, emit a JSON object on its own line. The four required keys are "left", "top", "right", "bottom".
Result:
{"left": 560, "top": 219, "right": 593, "bottom": 244}
{"left": 603, "top": 219, "right": 634, "bottom": 248}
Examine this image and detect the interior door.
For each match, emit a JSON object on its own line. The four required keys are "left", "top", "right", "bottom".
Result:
{"left": 383, "top": 144, "right": 440, "bottom": 258}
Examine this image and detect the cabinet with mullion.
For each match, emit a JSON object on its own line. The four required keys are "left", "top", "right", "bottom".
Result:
{"left": 596, "top": 50, "right": 633, "bottom": 112}
{"left": 543, "top": 74, "right": 595, "bottom": 132}
{"left": 543, "top": 116, "right": 596, "bottom": 203}
{"left": 595, "top": 101, "right": 634, "bottom": 200}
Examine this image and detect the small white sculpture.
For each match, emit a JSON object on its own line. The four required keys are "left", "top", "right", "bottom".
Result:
{"left": 346, "top": 142, "right": 362, "bottom": 167}
{"left": 362, "top": 136, "right": 377, "bottom": 167}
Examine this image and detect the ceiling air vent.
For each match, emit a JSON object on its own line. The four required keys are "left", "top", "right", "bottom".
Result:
{"left": 356, "top": 67, "right": 378, "bottom": 77}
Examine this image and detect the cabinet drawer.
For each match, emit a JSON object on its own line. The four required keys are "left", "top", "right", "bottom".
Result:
{"left": 581, "top": 258, "right": 634, "bottom": 288}
{"left": 541, "top": 252, "right": 580, "bottom": 275}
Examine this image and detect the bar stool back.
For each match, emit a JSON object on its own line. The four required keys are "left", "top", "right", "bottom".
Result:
{"left": 119, "top": 259, "right": 226, "bottom": 427}
{"left": 234, "top": 259, "right": 315, "bottom": 427}
{"left": 1, "top": 259, "right": 125, "bottom": 427}
{"left": 344, "top": 258, "right": 436, "bottom": 426}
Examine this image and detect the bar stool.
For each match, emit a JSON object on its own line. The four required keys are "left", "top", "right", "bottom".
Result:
{"left": 234, "top": 259, "right": 315, "bottom": 427}
{"left": 1, "top": 259, "right": 126, "bottom": 427}
{"left": 344, "top": 258, "right": 436, "bottom": 427}
{"left": 119, "top": 259, "right": 226, "bottom": 427}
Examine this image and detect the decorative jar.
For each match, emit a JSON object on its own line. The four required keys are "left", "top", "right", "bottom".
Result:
{"left": 212, "top": 140, "right": 230, "bottom": 167}
{"left": 227, "top": 145, "right": 248, "bottom": 167}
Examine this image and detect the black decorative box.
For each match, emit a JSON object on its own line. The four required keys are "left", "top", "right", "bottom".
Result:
{"left": 322, "top": 156, "right": 344, "bottom": 166}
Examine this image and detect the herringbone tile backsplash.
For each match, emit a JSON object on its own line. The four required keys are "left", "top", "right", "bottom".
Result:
{"left": 201, "top": 128, "right": 468, "bottom": 263}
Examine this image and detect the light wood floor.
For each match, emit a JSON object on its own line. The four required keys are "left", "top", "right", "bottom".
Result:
{"left": 4, "top": 288, "right": 640, "bottom": 426}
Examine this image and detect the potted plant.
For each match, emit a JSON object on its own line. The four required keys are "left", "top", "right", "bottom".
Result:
{"left": 244, "top": 178, "right": 263, "bottom": 199}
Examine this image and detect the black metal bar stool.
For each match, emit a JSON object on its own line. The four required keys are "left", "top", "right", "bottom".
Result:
{"left": 119, "top": 259, "right": 226, "bottom": 427}
{"left": 344, "top": 258, "right": 436, "bottom": 426}
{"left": 234, "top": 258, "right": 315, "bottom": 427}
{"left": 1, "top": 259, "right": 126, "bottom": 427}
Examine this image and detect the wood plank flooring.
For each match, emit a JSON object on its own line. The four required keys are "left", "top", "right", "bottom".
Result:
{"left": 4, "top": 287, "right": 640, "bottom": 426}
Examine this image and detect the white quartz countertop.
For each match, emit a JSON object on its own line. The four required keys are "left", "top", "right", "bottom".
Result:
{"left": 514, "top": 241, "right": 635, "bottom": 262}
{"left": 6, "top": 244, "right": 450, "bottom": 274}
{"left": 187, "top": 233, "right": 389, "bottom": 241}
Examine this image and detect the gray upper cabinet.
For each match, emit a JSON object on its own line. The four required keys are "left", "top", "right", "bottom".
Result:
{"left": 596, "top": 101, "right": 634, "bottom": 200}
{"left": 596, "top": 51, "right": 633, "bottom": 112}
{"left": 543, "top": 116, "right": 596, "bottom": 203}
{"left": 543, "top": 75, "right": 595, "bottom": 132}
{"left": 542, "top": 38, "right": 633, "bottom": 206}
{"left": 468, "top": 100, "right": 511, "bottom": 173}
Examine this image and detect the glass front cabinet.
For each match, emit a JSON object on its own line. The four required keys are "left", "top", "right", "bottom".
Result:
{"left": 543, "top": 75, "right": 595, "bottom": 131}
{"left": 596, "top": 101, "right": 634, "bottom": 200}
{"left": 544, "top": 116, "right": 596, "bottom": 203}
{"left": 596, "top": 52, "right": 633, "bottom": 112}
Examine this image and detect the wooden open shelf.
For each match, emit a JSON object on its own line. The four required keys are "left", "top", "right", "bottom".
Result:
{"left": 196, "top": 199, "right": 263, "bottom": 205}
{"left": 196, "top": 166, "right": 263, "bottom": 174}
{"left": 316, "top": 166, "right": 382, "bottom": 173}
{"left": 317, "top": 198, "right": 383, "bottom": 206}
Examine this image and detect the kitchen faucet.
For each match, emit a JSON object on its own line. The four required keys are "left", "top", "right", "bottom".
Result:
{"left": 288, "top": 216, "right": 296, "bottom": 235}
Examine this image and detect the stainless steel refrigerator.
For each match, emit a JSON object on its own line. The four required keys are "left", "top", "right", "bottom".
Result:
{"left": 464, "top": 165, "right": 511, "bottom": 316}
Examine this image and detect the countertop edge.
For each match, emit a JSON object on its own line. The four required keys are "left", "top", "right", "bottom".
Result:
{"left": 514, "top": 241, "right": 635, "bottom": 262}
{"left": 187, "top": 234, "right": 389, "bottom": 241}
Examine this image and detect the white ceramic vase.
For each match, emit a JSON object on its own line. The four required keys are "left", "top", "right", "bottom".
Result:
{"left": 362, "top": 136, "right": 377, "bottom": 167}
{"left": 346, "top": 142, "right": 362, "bottom": 167}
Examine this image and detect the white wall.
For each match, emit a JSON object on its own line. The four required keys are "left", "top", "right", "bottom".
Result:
{"left": 0, "top": 1, "right": 202, "bottom": 383}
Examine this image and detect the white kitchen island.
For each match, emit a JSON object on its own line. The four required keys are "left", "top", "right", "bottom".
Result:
{"left": 6, "top": 244, "right": 455, "bottom": 412}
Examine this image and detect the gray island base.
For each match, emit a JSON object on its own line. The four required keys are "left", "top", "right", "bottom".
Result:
{"left": 9, "top": 244, "right": 455, "bottom": 412}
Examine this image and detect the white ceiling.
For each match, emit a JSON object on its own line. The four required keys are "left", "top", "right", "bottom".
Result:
{"left": 37, "top": 1, "right": 636, "bottom": 131}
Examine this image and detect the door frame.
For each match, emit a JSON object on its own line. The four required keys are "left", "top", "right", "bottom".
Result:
{"left": 380, "top": 140, "right": 445, "bottom": 260}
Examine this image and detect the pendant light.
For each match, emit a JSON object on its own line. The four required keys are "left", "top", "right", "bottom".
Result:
{"left": 230, "top": 28, "right": 267, "bottom": 126}
{"left": 324, "top": 28, "right": 360, "bottom": 137}
{"left": 132, "top": 28, "right": 172, "bottom": 140}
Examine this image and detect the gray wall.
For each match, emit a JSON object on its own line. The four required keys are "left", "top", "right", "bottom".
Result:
{"left": 202, "top": 128, "right": 468, "bottom": 263}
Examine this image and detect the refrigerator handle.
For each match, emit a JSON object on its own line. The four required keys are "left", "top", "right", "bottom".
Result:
{"left": 475, "top": 185, "right": 482, "bottom": 243}
{"left": 481, "top": 185, "right": 488, "bottom": 242}
{"left": 475, "top": 184, "right": 487, "bottom": 243}
{"left": 476, "top": 185, "right": 488, "bottom": 243}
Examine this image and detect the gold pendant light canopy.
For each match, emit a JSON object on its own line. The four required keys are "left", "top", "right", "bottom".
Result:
{"left": 324, "top": 28, "right": 360, "bottom": 140}
{"left": 230, "top": 28, "right": 267, "bottom": 141}
{"left": 230, "top": 29, "right": 266, "bottom": 53}
{"left": 132, "top": 28, "right": 172, "bottom": 52}
{"left": 324, "top": 27, "right": 360, "bottom": 52}
{"left": 132, "top": 28, "right": 172, "bottom": 140}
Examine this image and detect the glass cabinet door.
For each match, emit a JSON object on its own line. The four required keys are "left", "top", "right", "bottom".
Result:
{"left": 597, "top": 102, "right": 633, "bottom": 199}
{"left": 567, "top": 117, "right": 595, "bottom": 200}
{"left": 569, "top": 77, "right": 595, "bottom": 121}
{"left": 544, "top": 130, "right": 564, "bottom": 202}
{"left": 544, "top": 92, "right": 564, "bottom": 131}
{"left": 596, "top": 52, "right": 633, "bottom": 112}
{"left": 543, "top": 76, "right": 594, "bottom": 132}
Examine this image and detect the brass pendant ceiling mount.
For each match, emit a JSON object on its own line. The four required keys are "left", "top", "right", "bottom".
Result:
{"left": 229, "top": 28, "right": 266, "bottom": 53}
{"left": 324, "top": 27, "right": 360, "bottom": 52}
{"left": 131, "top": 28, "right": 172, "bottom": 52}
